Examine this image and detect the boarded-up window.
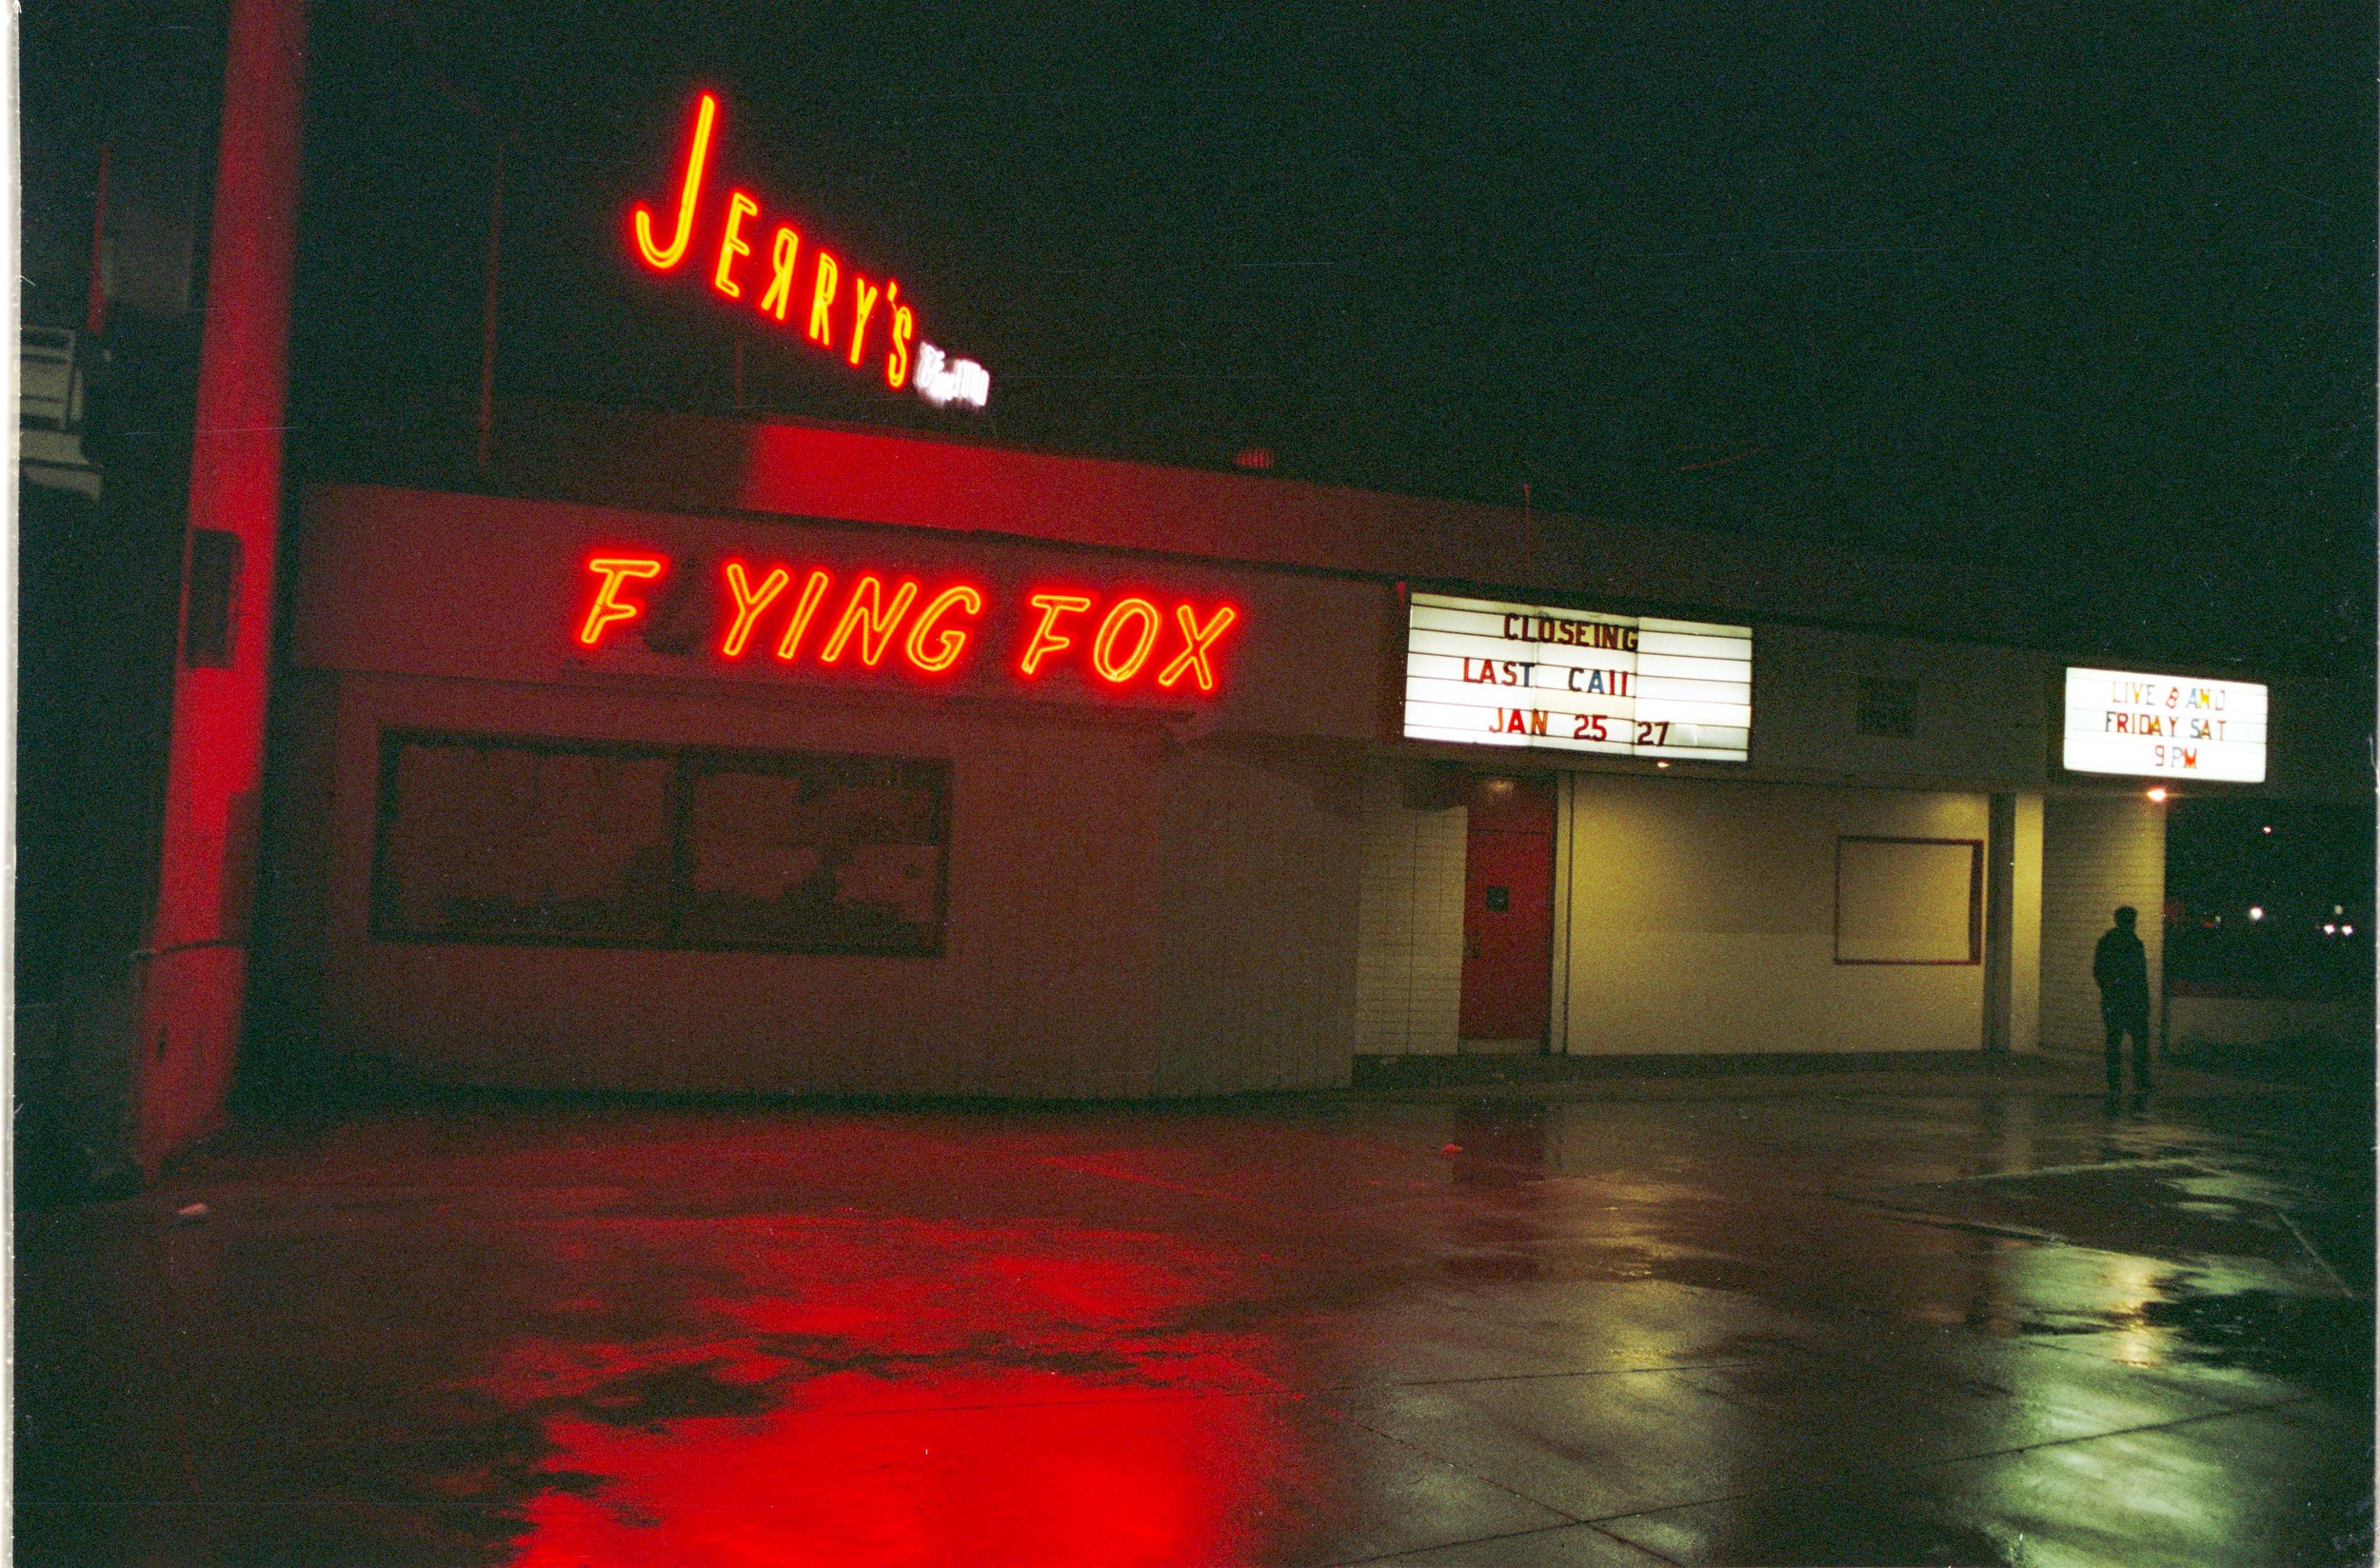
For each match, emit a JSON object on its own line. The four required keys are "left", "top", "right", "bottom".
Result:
{"left": 1835, "top": 836, "right": 1981, "bottom": 964}
{"left": 371, "top": 732, "right": 946, "bottom": 955}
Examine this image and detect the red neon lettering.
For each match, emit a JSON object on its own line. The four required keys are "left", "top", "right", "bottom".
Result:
{"left": 847, "top": 275, "right": 882, "bottom": 366}
{"left": 719, "top": 560, "right": 791, "bottom": 658}
{"left": 1157, "top": 603, "right": 1239, "bottom": 691}
{"left": 903, "top": 584, "right": 984, "bottom": 673}
{"left": 631, "top": 92, "right": 718, "bottom": 271}
{"left": 773, "top": 569, "right": 833, "bottom": 662}
{"left": 820, "top": 574, "right": 919, "bottom": 665}
{"left": 807, "top": 252, "right": 840, "bottom": 347}
{"left": 885, "top": 301, "right": 915, "bottom": 388}
{"left": 712, "top": 190, "right": 759, "bottom": 299}
{"left": 1090, "top": 598, "right": 1161, "bottom": 684}
{"left": 758, "top": 226, "right": 801, "bottom": 322}
{"left": 1018, "top": 592, "right": 1095, "bottom": 677}
{"left": 578, "top": 555, "right": 666, "bottom": 646}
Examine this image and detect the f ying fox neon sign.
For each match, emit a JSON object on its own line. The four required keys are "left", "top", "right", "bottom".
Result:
{"left": 577, "top": 552, "right": 1241, "bottom": 695}
{"left": 631, "top": 92, "right": 990, "bottom": 408}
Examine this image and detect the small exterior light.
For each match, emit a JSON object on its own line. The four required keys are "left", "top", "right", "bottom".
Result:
{"left": 2346, "top": 925, "right": 2356, "bottom": 936}
{"left": 2262, "top": 825, "right": 2274, "bottom": 834}
{"left": 2249, "top": 905, "right": 2265, "bottom": 922}
{"left": 2324, "top": 923, "right": 2339, "bottom": 936}
{"left": 1655, "top": 760, "right": 1671, "bottom": 769}
{"left": 2146, "top": 787, "right": 2170, "bottom": 803}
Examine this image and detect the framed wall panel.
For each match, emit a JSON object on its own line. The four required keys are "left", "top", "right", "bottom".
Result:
{"left": 1834, "top": 835, "right": 1983, "bottom": 965}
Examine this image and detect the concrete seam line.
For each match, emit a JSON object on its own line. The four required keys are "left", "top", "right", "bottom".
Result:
{"left": 2271, "top": 1207, "right": 2361, "bottom": 1299}
{"left": 1322, "top": 1405, "right": 1597, "bottom": 1532}
{"left": 1565, "top": 1391, "right": 2318, "bottom": 1529}
{"left": 1893, "top": 1155, "right": 2209, "bottom": 1185}
{"left": 1312, "top": 1357, "right": 1761, "bottom": 1394}
{"left": 2009, "top": 1329, "right": 2330, "bottom": 1396}
{"left": 1324, "top": 1516, "right": 1688, "bottom": 1568}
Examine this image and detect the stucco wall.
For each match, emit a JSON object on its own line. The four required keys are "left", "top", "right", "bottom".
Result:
{"left": 1559, "top": 775, "right": 1992, "bottom": 1055}
{"left": 1150, "top": 737, "right": 1368, "bottom": 1092}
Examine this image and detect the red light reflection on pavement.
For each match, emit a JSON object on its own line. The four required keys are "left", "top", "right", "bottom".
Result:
{"left": 472, "top": 1218, "right": 1289, "bottom": 1568}
{"left": 506, "top": 1372, "right": 1263, "bottom": 1568}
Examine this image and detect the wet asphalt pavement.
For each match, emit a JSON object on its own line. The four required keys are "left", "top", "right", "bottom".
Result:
{"left": 15, "top": 1071, "right": 2374, "bottom": 1567}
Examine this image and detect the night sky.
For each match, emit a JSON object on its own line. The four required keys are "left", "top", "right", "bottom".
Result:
{"left": 283, "top": 1, "right": 2375, "bottom": 672}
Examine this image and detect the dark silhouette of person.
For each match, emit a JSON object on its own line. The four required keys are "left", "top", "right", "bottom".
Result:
{"left": 2093, "top": 905, "right": 2153, "bottom": 1094}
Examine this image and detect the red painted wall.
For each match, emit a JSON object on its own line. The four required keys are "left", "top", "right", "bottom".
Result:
{"left": 133, "top": 0, "right": 307, "bottom": 1170}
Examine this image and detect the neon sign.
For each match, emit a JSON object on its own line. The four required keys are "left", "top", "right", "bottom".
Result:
{"left": 630, "top": 92, "right": 989, "bottom": 408}
{"left": 577, "top": 552, "right": 1238, "bottom": 695}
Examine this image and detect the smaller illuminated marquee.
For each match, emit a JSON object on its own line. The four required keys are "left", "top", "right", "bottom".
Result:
{"left": 576, "top": 552, "right": 1240, "bottom": 695}
{"left": 1402, "top": 591, "right": 1752, "bottom": 761}
{"left": 630, "top": 92, "right": 990, "bottom": 410}
{"left": 2062, "top": 666, "right": 2268, "bottom": 783}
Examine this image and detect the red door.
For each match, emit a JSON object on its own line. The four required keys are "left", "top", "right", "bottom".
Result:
{"left": 1458, "top": 777, "right": 1556, "bottom": 1043}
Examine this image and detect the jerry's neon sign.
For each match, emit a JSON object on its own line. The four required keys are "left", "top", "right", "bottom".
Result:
{"left": 579, "top": 552, "right": 1240, "bottom": 694}
{"left": 631, "top": 92, "right": 989, "bottom": 408}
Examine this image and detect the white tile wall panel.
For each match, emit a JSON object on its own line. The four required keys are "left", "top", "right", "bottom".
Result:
{"left": 1352, "top": 767, "right": 1467, "bottom": 1056}
{"left": 2039, "top": 796, "right": 2167, "bottom": 1056}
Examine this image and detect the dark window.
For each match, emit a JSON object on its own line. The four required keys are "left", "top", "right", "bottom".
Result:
{"left": 1855, "top": 675, "right": 1916, "bottom": 738}
{"left": 371, "top": 732, "right": 948, "bottom": 955}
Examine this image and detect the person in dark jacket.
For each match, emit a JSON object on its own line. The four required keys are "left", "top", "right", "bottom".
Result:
{"left": 2093, "top": 906, "right": 2153, "bottom": 1094}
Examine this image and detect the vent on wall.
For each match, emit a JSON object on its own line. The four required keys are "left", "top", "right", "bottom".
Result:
{"left": 1856, "top": 675, "right": 1917, "bottom": 738}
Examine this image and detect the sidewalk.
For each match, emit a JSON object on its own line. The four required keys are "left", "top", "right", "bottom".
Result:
{"left": 17, "top": 1073, "right": 2370, "bottom": 1567}
{"left": 1345, "top": 1046, "right": 2355, "bottom": 1103}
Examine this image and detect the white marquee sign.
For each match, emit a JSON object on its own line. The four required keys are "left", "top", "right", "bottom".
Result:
{"left": 2062, "top": 666, "right": 2268, "bottom": 783}
{"left": 1403, "top": 591, "right": 1752, "bottom": 762}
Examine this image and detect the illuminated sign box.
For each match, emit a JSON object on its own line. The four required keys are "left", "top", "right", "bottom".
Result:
{"left": 1402, "top": 591, "right": 1752, "bottom": 761}
{"left": 2062, "top": 666, "right": 2268, "bottom": 783}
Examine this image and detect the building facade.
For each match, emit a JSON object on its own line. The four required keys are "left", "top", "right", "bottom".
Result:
{"left": 248, "top": 410, "right": 2363, "bottom": 1098}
